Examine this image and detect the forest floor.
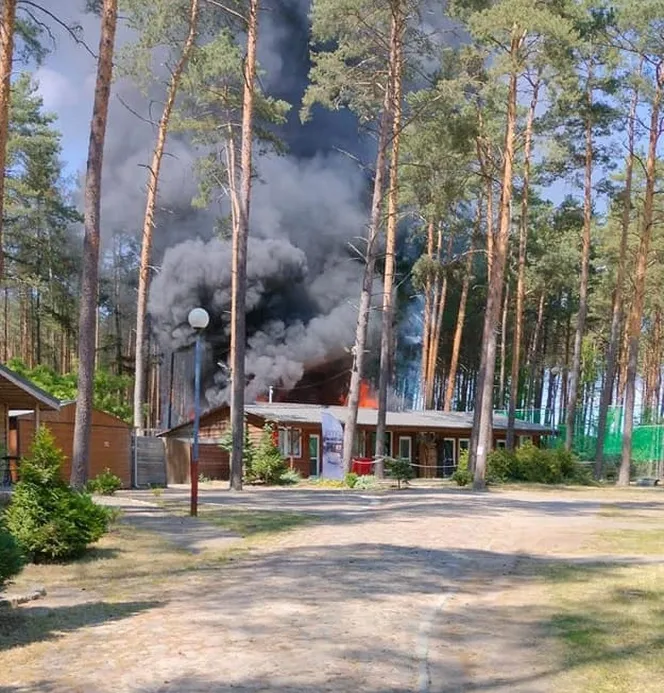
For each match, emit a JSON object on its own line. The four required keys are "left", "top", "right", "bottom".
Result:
{"left": 1, "top": 485, "right": 663, "bottom": 693}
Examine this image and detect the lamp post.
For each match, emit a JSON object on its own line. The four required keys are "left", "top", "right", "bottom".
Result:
{"left": 188, "top": 307, "right": 209, "bottom": 516}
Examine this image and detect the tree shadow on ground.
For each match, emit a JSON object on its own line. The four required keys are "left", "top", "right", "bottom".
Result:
{"left": 0, "top": 599, "right": 161, "bottom": 652}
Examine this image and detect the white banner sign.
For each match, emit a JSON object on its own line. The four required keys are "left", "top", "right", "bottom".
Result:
{"left": 321, "top": 410, "right": 344, "bottom": 480}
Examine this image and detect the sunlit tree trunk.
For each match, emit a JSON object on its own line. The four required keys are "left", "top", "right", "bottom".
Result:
{"left": 507, "top": 75, "right": 539, "bottom": 449}
{"left": 71, "top": 0, "right": 118, "bottom": 488}
{"left": 498, "top": 281, "right": 509, "bottom": 408}
{"left": 0, "top": 0, "right": 17, "bottom": 282}
{"left": 595, "top": 68, "right": 640, "bottom": 477}
{"left": 444, "top": 207, "right": 478, "bottom": 412}
{"left": 229, "top": 0, "right": 259, "bottom": 490}
{"left": 342, "top": 65, "right": 392, "bottom": 474}
{"left": 565, "top": 72, "right": 594, "bottom": 451}
{"left": 375, "top": 2, "right": 404, "bottom": 476}
{"left": 425, "top": 231, "right": 451, "bottom": 409}
{"left": 420, "top": 219, "right": 434, "bottom": 405}
{"left": 472, "top": 31, "right": 524, "bottom": 489}
{"left": 133, "top": 0, "right": 200, "bottom": 431}
{"left": 619, "top": 63, "right": 663, "bottom": 486}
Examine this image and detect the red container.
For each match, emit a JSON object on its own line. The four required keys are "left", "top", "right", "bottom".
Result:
{"left": 351, "top": 458, "right": 374, "bottom": 476}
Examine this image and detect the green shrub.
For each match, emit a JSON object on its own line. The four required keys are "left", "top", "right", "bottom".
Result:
{"left": 485, "top": 441, "right": 592, "bottom": 486}
{"left": 0, "top": 519, "right": 23, "bottom": 588}
{"left": 279, "top": 468, "right": 302, "bottom": 486}
{"left": 514, "top": 442, "right": 563, "bottom": 484}
{"left": 86, "top": 468, "right": 122, "bottom": 496}
{"left": 385, "top": 457, "right": 414, "bottom": 489}
{"left": 354, "top": 474, "right": 378, "bottom": 490}
{"left": 487, "top": 448, "right": 516, "bottom": 483}
{"left": 246, "top": 424, "right": 287, "bottom": 485}
{"left": 452, "top": 449, "right": 473, "bottom": 486}
{"left": 5, "top": 427, "right": 111, "bottom": 562}
{"left": 220, "top": 421, "right": 255, "bottom": 470}
{"left": 344, "top": 472, "right": 359, "bottom": 488}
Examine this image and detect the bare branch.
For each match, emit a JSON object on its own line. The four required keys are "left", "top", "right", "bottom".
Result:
{"left": 18, "top": 0, "right": 97, "bottom": 58}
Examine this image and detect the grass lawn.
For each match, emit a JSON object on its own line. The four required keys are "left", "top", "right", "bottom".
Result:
{"left": 0, "top": 507, "right": 313, "bottom": 658}
{"left": 546, "top": 530, "right": 664, "bottom": 692}
{"left": 199, "top": 508, "right": 315, "bottom": 537}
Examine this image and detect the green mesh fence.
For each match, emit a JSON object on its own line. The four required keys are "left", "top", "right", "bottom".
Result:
{"left": 495, "top": 406, "right": 664, "bottom": 477}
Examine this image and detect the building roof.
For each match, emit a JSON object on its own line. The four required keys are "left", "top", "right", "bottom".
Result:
{"left": 0, "top": 364, "right": 60, "bottom": 411}
{"left": 162, "top": 402, "right": 552, "bottom": 436}
{"left": 245, "top": 403, "right": 552, "bottom": 433}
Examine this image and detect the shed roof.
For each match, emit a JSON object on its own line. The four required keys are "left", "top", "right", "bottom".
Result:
{"left": 162, "top": 402, "right": 552, "bottom": 435}
{"left": 12, "top": 400, "right": 131, "bottom": 427}
{"left": 0, "top": 364, "right": 60, "bottom": 411}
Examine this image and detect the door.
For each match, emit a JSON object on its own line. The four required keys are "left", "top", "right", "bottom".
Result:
{"left": 309, "top": 434, "right": 320, "bottom": 477}
{"left": 437, "top": 438, "right": 457, "bottom": 477}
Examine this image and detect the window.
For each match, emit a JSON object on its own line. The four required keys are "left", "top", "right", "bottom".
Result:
{"left": 353, "top": 430, "right": 366, "bottom": 457}
{"left": 369, "top": 431, "right": 393, "bottom": 457}
{"left": 398, "top": 436, "right": 412, "bottom": 461}
{"left": 496, "top": 439, "right": 506, "bottom": 449}
{"left": 519, "top": 435, "right": 532, "bottom": 446}
{"left": 459, "top": 439, "right": 470, "bottom": 457}
{"left": 278, "top": 428, "right": 302, "bottom": 458}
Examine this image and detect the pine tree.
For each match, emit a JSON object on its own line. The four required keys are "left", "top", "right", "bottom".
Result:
{"left": 71, "top": 0, "right": 118, "bottom": 488}
{"left": 123, "top": 0, "right": 201, "bottom": 432}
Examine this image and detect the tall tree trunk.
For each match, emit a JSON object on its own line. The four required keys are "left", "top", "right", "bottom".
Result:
{"left": 498, "top": 281, "right": 509, "bottom": 408}
{"left": 507, "top": 75, "right": 539, "bottom": 449}
{"left": 375, "top": 2, "right": 404, "bottom": 477}
{"left": 420, "top": 219, "right": 434, "bottom": 406}
{"left": 341, "top": 66, "right": 393, "bottom": 475}
{"left": 444, "top": 211, "right": 477, "bottom": 412}
{"left": 0, "top": 0, "right": 17, "bottom": 282}
{"left": 472, "top": 32, "right": 524, "bottom": 489}
{"left": 565, "top": 73, "right": 594, "bottom": 451}
{"left": 594, "top": 68, "right": 640, "bottom": 477}
{"left": 71, "top": 0, "right": 118, "bottom": 488}
{"left": 468, "top": 146, "right": 495, "bottom": 472}
{"left": 229, "top": 0, "right": 259, "bottom": 490}
{"left": 526, "top": 290, "right": 545, "bottom": 408}
{"left": 3, "top": 286, "right": 8, "bottom": 361}
{"left": 132, "top": 0, "right": 199, "bottom": 431}
{"left": 425, "top": 232, "right": 452, "bottom": 409}
{"left": 619, "top": 64, "right": 663, "bottom": 486}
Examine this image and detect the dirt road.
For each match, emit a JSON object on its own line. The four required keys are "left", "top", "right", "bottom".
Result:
{"left": 2, "top": 486, "right": 663, "bottom": 693}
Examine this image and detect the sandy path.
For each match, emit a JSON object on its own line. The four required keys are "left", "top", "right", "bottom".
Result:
{"left": 2, "top": 487, "right": 663, "bottom": 693}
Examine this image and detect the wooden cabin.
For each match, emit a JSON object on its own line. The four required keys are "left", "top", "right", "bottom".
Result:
{"left": 160, "top": 402, "right": 552, "bottom": 481}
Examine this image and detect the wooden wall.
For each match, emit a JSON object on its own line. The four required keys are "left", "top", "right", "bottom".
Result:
{"left": 14, "top": 404, "right": 132, "bottom": 487}
{"left": 163, "top": 407, "right": 544, "bottom": 480}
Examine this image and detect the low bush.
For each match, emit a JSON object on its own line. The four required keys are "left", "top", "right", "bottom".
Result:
{"left": 452, "top": 450, "right": 473, "bottom": 486}
{"left": 385, "top": 457, "right": 414, "bottom": 489}
{"left": 246, "top": 424, "right": 287, "bottom": 485}
{"left": 354, "top": 474, "right": 378, "bottom": 490}
{"left": 0, "top": 519, "right": 23, "bottom": 588}
{"left": 344, "top": 472, "right": 359, "bottom": 488}
{"left": 485, "top": 442, "right": 592, "bottom": 486}
{"left": 486, "top": 448, "right": 515, "bottom": 483}
{"left": 279, "top": 468, "right": 302, "bottom": 486}
{"left": 5, "top": 427, "right": 111, "bottom": 562}
{"left": 86, "top": 468, "right": 122, "bottom": 496}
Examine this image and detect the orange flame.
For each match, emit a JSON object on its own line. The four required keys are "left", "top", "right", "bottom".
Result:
{"left": 341, "top": 380, "right": 378, "bottom": 408}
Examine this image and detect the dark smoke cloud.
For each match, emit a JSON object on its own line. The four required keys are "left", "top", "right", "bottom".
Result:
{"left": 40, "top": 1, "right": 423, "bottom": 411}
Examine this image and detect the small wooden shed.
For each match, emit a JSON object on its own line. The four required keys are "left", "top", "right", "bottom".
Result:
{"left": 11, "top": 402, "right": 132, "bottom": 487}
{"left": 0, "top": 363, "right": 60, "bottom": 483}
